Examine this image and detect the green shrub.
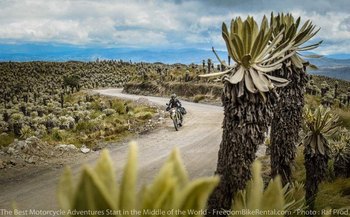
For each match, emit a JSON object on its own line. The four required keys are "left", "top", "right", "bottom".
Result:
{"left": 51, "top": 128, "right": 64, "bottom": 141}
{"left": 11, "top": 112, "right": 24, "bottom": 122}
{"left": 327, "top": 159, "right": 336, "bottom": 180}
{"left": 111, "top": 115, "right": 125, "bottom": 124}
{"left": 0, "top": 133, "right": 15, "bottom": 147}
{"left": 91, "top": 100, "right": 103, "bottom": 111}
{"left": 293, "top": 147, "right": 306, "bottom": 182}
{"left": 35, "top": 124, "right": 47, "bottom": 138}
{"left": 135, "top": 111, "right": 153, "bottom": 120}
{"left": 75, "top": 121, "right": 97, "bottom": 132}
{"left": 315, "top": 178, "right": 350, "bottom": 210}
{"left": 108, "top": 123, "right": 128, "bottom": 134}
{"left": 102, "top": 108, "right": 116, "bottom": 116}
{"left": 110, "top": 100, "right": 126, "bottom": 114}
{"left": 0, "top": 120, "right": 9, "bottom": 133}
{"left": 90, "top": 111, "right": 103, "bottom": 119}
{"left": 133, "top": 106, "right": 155, "bottom": 114}
{"left": 305, "top": 94, "right": 321, "bottom": 109}
{"left": 334, "top": 108, "right": 350, "bottom": 130}
{"left": 193, "top": 95, "right": 206, "bottom": 103}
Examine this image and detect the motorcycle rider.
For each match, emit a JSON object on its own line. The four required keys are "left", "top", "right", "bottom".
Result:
{"left": 166, "top": 93, "right": 186, "bottom": 126}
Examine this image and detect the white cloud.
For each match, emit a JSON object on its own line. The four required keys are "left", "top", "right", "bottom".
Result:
{"left": 0, "top": 0, "right": 349, "bottom": 55}
{"left": 0, "top": 0, "right": 195, "bottom": 46}
{"left": 0, "top": 19, "right": 88, "bottom": 44}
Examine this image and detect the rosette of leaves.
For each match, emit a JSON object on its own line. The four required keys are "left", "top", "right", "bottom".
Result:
{"left": 200, "top": 16, "right": 290, "bottom": 98}
{"left": 35, "top": 105, "right": 45, "bottom": 117}
{"left": 0, "top": 119, "right": 9, "bottom": 133}
{"left": 231, "top": 162, "right": 306, "bottom": 217}
{"left": 19, "top": 102, "right": 28, "bottom": 116}
{"left": 89, "top": 118, "right": 105, "bottom": 132}
{"left": 73, "top": 103, "right": 80, "bottom": 111}
{"left": 58, "top": 143, "right": 219, "bottom": 217}
{"left": 282, "top": 181, "right": 307, "bottom": 212}
{"left": 60, "top": 115, "right": 75, "bottom": 129}
{"left": 102, "top": 108, "right": 117, "bottom": 116}
{"left": 30, "top": 111, "right": 38, "bottom": 118}
{"left": 1, "top": 109, "right": 10, "bottom": 123}
{"left": 269, "top": 13, "right": 322, "bottom": 69}
{"left": 58, "top": 116, "right": 70, "bottom": 130}
{"left": 73, "top": 111, "right": 83, "bottom": 123}
{"left": 304, "top": 106, "right": 339, "bottom": 156}
{"left": 53, "top": 107, "right": 63, "bottom": 116}
{"left": 338, "top": 93, "right": 347, "bottom": 106}
{"left": 66, "top": 116, "right": 76, "bottom": 129}
{"left": 232, "top": 161, "right": 284, "bottom": 216}
{"left": 35, "top": 124, "right": 47, "bottom": 138}
{"left": 46, "top": 102, "right": 55, "bottom": 113}
{"left": 82, "top": 110, "right": 91, "bottom": 121}
{"left": 96, "top": 114, "right": 107, "bottom": 121}
{"left": 303, "top": 106, "right": 340, "bottom": 210}
{"left": 320, "top": 81, "right": 330, "bottom": 98}
{"left": 20, "top": 124, "right": 34, "bottom": 139}
{"left": 332, "top": 133, "right": 350, "bottom": 178}
{"left": 34, "top": 116, "right": 46, "bottom": 126}
{"left": 44, "top": 113, "right": 58, "bottom": 130}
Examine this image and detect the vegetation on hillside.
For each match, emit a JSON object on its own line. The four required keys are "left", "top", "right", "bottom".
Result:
{"left": 0, "top": 91, "right": 158, "bottom": 150}
{"left": 0, "top": 61, "right": 164, "bottom": 149}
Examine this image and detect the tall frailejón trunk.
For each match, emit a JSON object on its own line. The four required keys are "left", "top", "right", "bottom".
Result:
{"left": 207, "top": 82, "right": 275, "bottom": 216}
{"left": 270, "top": 64, "right": 307, "bottom": 185}
{"left": 304, "top": 146, "right": 328, "bottom": 211}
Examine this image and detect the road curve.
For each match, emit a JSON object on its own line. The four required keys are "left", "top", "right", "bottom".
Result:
{"left": 0, "top": 88, "right": 223, "bottom": 215}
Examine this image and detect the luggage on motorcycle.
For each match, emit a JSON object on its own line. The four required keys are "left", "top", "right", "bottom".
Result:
{"left": 180, "top": 107, "right": 187, "bottom": 115}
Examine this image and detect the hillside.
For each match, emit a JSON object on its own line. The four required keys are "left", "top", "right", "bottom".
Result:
{"left": 2, "top": 44, "right": 350, "bottom": 82}
{"left": 308, "top": 57, "right": 350, "bottom": 81}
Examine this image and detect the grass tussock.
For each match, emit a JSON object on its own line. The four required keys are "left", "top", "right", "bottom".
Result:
{"left": 305, "top": 94, "right": 321, "bottom": 109}
{"left": 334, "top": 108, "right": 350, "bottom": 130}
{"left": 193, "top": 94, "right": 206, "bottom": 103}
{"left": 315, "top": 178, "right": 350, "bottom": 211}
{"left": 293, "top": 146, "right": 306, "bottom": 183}
{"left": 135, "top": 111, "right": 153, "bottom": 120}
{"left": 0, "top": 133, "right": 15, "bottom": 147}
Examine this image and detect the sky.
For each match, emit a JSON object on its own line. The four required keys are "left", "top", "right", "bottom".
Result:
{"left": 0, "top": 0, "right": 350, "bottom": 62}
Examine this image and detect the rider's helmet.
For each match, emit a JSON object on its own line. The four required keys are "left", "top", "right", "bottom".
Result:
{"left": 171, "top": 93, "right": 177, "bottom": 99}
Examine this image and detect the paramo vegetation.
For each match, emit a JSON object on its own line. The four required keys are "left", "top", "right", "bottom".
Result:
{"left": 0, "top": 60, "right": 171, "bottom": 148}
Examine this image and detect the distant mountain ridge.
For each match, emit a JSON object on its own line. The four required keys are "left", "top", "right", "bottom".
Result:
{"left": 308, "top": 57, "right": 350, "bottom": 81}
{"left": 0, "top": 43, "right": 222, "bottom": 64}
{"left": 1, "top": 43, "right": 350, "bottom": 81}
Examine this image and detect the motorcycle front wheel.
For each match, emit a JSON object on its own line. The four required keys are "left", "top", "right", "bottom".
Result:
{"left": 173, "top": 118, "right": 178, "bottom": 131}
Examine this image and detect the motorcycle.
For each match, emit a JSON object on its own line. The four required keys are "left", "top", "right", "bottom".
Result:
{"left": 166, "top": 104, "right": 183, "bottom": 131}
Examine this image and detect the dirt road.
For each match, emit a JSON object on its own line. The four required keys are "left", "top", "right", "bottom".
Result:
{"left": 0, "top": 88, "right": 224, "bottom": 215}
